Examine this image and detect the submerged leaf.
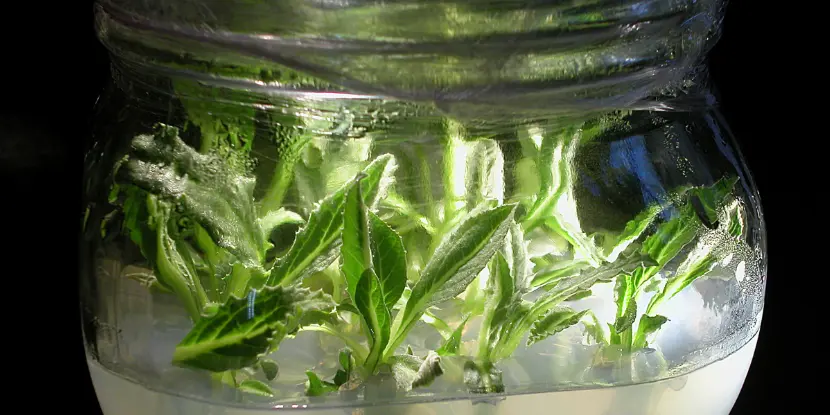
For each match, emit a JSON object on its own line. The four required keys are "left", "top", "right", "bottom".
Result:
{"left": 239, "top": 379, "right": 274, "bottom": 397}
{"left": 305, "top": 371, "right": 338, "bottom": 396}
{"left": 528, "top": 307, "right": 588, "bottom": 346}
{"left": 260, "top": 358, "right": 279, "bottom": 381}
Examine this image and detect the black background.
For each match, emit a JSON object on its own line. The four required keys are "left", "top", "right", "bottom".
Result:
{"left": 2, "top": 1, "right": 788, "bottom": 413}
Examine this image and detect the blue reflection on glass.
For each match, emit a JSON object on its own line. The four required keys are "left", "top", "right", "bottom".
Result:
{"left": 247, "top": 289, "right": 256, "bottom": 320}
{"left": 609, "top": 135, "right": 672, "bottom": 220}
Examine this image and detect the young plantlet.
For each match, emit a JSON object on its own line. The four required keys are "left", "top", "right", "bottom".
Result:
{"left": 304, "top": 183, "right": 517, "bottom": 395}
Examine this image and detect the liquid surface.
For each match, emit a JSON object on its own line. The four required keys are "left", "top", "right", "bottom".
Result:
{"left": 88, "top": 333, "right": 757, "bottom": 415}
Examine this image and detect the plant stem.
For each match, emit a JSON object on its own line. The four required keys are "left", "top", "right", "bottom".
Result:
{"left": 226, "top": 263, "right": 252, "bottom": 301}
{"left": 442, "top": 119, "right": 467, "bottom": 224}
{"left": 259, "top": 132, "right": 312, "bottom": 216}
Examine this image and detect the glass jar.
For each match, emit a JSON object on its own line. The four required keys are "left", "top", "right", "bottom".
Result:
{"left": 81, "top": 1, "right": 766, "bottom": 414}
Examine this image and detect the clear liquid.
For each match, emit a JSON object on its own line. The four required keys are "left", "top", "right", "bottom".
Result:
{"left": 88, "top": 333, "right": 757, "bottom": 415}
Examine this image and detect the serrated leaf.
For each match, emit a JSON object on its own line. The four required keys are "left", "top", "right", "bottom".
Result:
{"left": 604, "top": 202, "right": 663, "bottom": 262}
{"left": 355, "top": 269, "right": 391, "bottom": 372}
{"left": 531, "top": 260, "right": 589, "bottom": 289}
{"left": 172, "top": 285, "right": 335, "bottom": 372}
{"left": 647, "top": 253, "right": 717, "bottom": 314}
{"left": 553, "top": 252, "right": 653, "bottom": 295}
{"left": 565, "top": 290, "right": 592, "bottom": 301}
{"left": 118, "top": 124, "right": 265, "bottom": 268}
{"left": 305, "top": 371, "right": 338, "bottom": 396}
{"left": 480, "top": 253, "right": 516, "bottom": 350}
{"left": 267, "top": 154, "right": 397, "bottom": 287}
{"left": 727, "top": 201, "right": 744, "bottom": 237}
{"left": 238, "top": 379, "right": 274, "bottom": 397}
{"left": 260, "top": 358, "right": 279, "bottom": 381}
{"left": 528, "top": 307, "right": 588, "bottom": 346}
{"left": 505, "top": 220, "right": 530, "bottom": 294}
{"left": 389, "top": 205, "right": 515, "bottom": 355}
{"left": 437, "top": 316, "right": 470, "bottom": 356}
{"left": 341, "top": 178, "right": 373, "bottom": 301}
{"left": 632, "top": 314, "right": 668, "bottom": 349}
{"left": 632, "top": 203, "right": 700, "bottom": 289}
{"left": 614, "top": 296, "right": 637, "bottom": 334}
{"left": 369, "top": 211, "right": 407, "bottom": 310}
{"left": 689, "top": 176, "right": 739, "bottom": 227}
{"left": 465, "top": 139, "right": 505, "bottom": 206}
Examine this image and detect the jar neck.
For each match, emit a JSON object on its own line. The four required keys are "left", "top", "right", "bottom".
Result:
{"left": 97, "top": 0, "right": 724, "bottom": 118}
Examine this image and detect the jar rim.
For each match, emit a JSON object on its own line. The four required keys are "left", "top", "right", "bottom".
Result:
{"left": 96, "top": 0, "right": 726, "bottom": 116}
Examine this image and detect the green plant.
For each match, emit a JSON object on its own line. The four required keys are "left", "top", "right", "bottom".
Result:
{"left": 104, "top": 89, "right": 752, "bottom": 400}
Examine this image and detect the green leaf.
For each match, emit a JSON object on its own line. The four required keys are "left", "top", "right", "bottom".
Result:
{"left": 632, "top": 203, "right": 700, "bottom": 289}
{"left": 531, "top": 260, "right": 589, "bottom": 289}
{"left": 521, "top": 127, "right": 603, "bottom": 266}
{"left": 614, "top": 296, "right": 637, "bottom": 334}
{"left": 465, "top": 139, "right": 505, "bottom": 206}
{"left": 647, "top": 253, "right": 717, "bottom": 314}
{"left": 118, "top": 124, "right": 265, "bottom": 268}
{"left": 238, "top": 379, "right": 274, "bottom": 397}
{"left": 421, "top": 310, "right": 453, "bottom": 340}
{"left": 260, "top": 358, "right": 279, "bottom": 381}
{"left": 257, "top": 208, "right": 303, "bottom": 243}
{"left": 505, "top": 220, "right": 530, "bottom": 294}
{"left": 389, "top": 205, "right": 515, "bottom": 356}
{"left": 528, "top": 307, "right": 589, "bottom": 346}
{"left": 632, "top": 314, "right": 668, "bottom": 349}
{"left": 355, "top": 269, "right": 391, "bottom": 372}
{"left": 604, "top": 202, "right": 663, "bottom": 262}
{"left": 437, "top": 316, "right": 470, "bottom": 356}
{"left": 565, "top": 290, "right": 592, "bottom": 301}
{"left": 727, "top": 200, "right": 744, "bottom": 238}
{"left": 689, "top": 176, "right": 739, "bottom": 227}
{"left": 553, "top": 252, "right": 653, "bottom": 295}
{"left": 305, "top": 371, "right": 338, "bottom": 397}
{"left": 341, "top": 178, "right": 373, "bottom": 301}
{"left": 369, "top": 211, "right": 408, "bottom": 310}
{"left": 582, "top": 312, "right": 608, "bottom": 345}
{"left": 333, "top": 349, "right": 354, "bottom": 386}
{"left": 267, "top": 154, "right": 397, "bottom": 287}
{"left": 172, "top": 285, "right": 335, "bottom": 372}
{"left": 479, "top": 253, "right": 517, "bottom": 356}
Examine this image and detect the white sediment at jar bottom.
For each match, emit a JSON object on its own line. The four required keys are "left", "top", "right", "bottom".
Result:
{"left": 87, "top": 332, "right": 758, "bottom": 415}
